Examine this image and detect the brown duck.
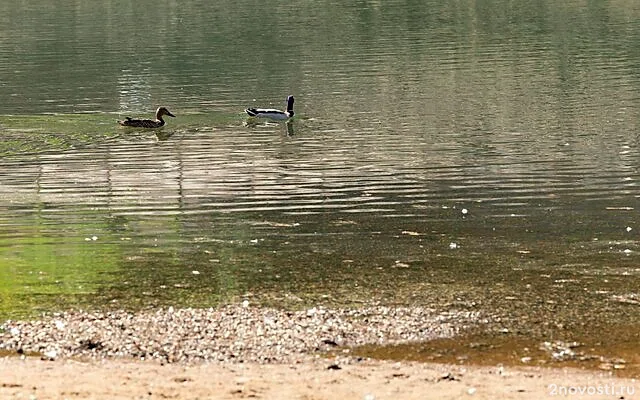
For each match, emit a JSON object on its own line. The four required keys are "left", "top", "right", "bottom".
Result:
{"left": 118, "top": 107, "right": 175, "bottom": 128}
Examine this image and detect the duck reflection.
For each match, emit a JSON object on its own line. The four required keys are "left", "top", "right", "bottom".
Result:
{"left": 243, "top": 119, "right": 296, "bottom": 136}
{"left": 155, "top": 130, "right": 175, "bottom": 141}
{"left": 286, "top": 120, "right": 295, "bottom": 136}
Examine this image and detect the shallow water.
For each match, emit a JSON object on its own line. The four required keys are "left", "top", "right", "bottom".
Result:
{"left": 1, "top": 0, "right": 639, "bottom": 375}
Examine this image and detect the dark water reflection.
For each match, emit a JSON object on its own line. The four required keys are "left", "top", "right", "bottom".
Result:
{"left": 1, "top": 0, "right": 639, "bottom": 375}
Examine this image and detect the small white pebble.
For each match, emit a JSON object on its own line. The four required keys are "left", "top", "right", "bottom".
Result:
{"left": 468, "top": 387, "right": 477, "bottom": 395}
{"left": 54, "top": 320, "right": 65, "bottom": 330}
{"left": 236, "top": 377, "right": 250, "bottom": 385}
{"left": 43, "top": 350, "right": 57, "bottom": 360}
{"left": 461, "top": 208, "right": 468, "bottom": 215}
{"left": 626, "top": 226, "right": 632, "bottom": 232}
{"left": 242, "top": 300, "right": 250, "bottom": 308}
{"left": 192, "top": 270, "right": 200, "bottom": 275}
{"left": 449, "top": 242, "right": 458, "bottom": 249}
{"left": 9, "top": 327, "right": 20, "bottom": 336}
{"left": 91, "top": 236, "right": 98, "bottom": 241}
{"left": 623, "top": 249, "right": 632, "bottom": 254}
{"left": 364, "top": 394, "right": 376, "bottom": 400}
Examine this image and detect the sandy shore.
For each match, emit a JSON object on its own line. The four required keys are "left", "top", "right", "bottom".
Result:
{"left": 1, "top": 305, "right": 637, "bottom": 399}
{"left": 1, "top": 356, "right": 637, "bottom": 400}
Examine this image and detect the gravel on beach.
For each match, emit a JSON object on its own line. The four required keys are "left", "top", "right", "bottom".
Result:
{"left": 0, "top": 305, "right": 483, "bottom": 364}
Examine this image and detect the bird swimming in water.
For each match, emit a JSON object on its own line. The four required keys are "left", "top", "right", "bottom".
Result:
{"left": 117, "top": 107, "right": 175, "bottom": 128}
{"left": 245, "top": 96, "right": 294, "bottom": 120}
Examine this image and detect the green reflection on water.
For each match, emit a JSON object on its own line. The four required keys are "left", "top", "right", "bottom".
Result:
{"left": 0, "top": 114, "right": 114, "bottom": 156}
{"left": 0, "top": 220, "right": 119, "bottom": 318}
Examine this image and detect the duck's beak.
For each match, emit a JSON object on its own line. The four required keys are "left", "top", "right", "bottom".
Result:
{"left": 166, "top": 110, "right": 176, "bottom": 118}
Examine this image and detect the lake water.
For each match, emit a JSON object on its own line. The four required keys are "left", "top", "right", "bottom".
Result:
{"left": 1, "top": 0, "right": 639, "bottom": 374}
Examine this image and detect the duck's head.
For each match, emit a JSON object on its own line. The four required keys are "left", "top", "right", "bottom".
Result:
{"left": 286, "top": 95, "right": 294, "bottom": 112}
{"left": 156, "top": 107, "right": 176, "bottom": 119}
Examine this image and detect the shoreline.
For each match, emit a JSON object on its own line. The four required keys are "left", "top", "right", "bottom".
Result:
{"left": 0, "top": 304, "right": 481, "bottom": 363}
{"left": 1, "top": 304, "right": 637, "bottom": 399}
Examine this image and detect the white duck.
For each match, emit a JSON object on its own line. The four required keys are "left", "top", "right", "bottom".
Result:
{"left": 245, "top": 95, "right": 295, "bottom": 120}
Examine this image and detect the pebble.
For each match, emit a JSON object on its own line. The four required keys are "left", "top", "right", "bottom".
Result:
{"left": 0, "top": 305, "right": 480, "bottom": 364}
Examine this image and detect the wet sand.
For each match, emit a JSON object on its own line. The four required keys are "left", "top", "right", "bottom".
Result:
{"left": 1, "top": 356, "right": 637, "bottom": 400}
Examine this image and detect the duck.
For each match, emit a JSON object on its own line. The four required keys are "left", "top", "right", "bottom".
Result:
{"left": 117, "top": 107, "right": 175, "bottom": 128}
{"left": 245, "top": 95, "right": 294, "bottom": 120}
